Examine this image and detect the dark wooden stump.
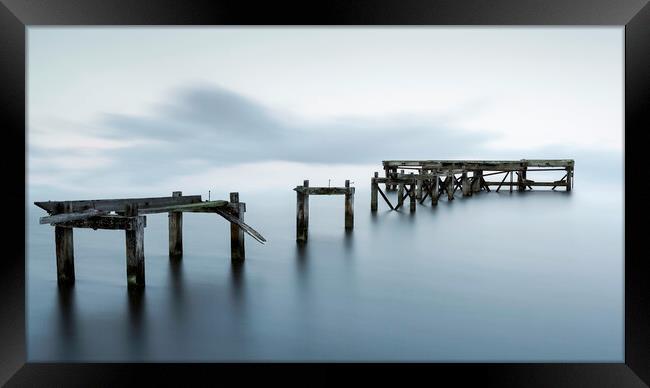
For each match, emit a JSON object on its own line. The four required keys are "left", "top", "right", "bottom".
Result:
{"left": 169, "top": 191, "right": 183, "bottom": 258}
{"left": 296, "top": 180, "right": 309, "bottom": 242}
{"left": 461, "top": 172, "right": 471, "bottom": 196}
{"left": 432, "top": 174, "right": 439, "bottom": 206}
{"left": 371, "top": 172, "right": 378, "bottom": 212}
{"left": 345, "top": 180, "right": 354, "bottom": 229}
{"left": 472, "top": 170, "right": 483, "bottom": 193}
{"left": 230, "top": 192, "right": 246, "bottom": 262}
{"left": 55, "top": 226, "right": 75, "bottom": 285}
{"left": 125, "top": 204, "right": 145, "bottom": 288}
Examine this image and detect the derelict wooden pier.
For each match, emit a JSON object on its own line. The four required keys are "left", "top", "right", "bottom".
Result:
{"left": 373, "top": 159, "right": 574, "bottom": 212}
{"left": 34, "top": 191, "right": 266, "bottom": 288}
{"left": 295, "top": 179, "right": 355, "bottom": 242}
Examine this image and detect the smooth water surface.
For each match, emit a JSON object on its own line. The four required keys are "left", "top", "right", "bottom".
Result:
{"left": 27, "top": 182, "right": 623, "bottom": 361}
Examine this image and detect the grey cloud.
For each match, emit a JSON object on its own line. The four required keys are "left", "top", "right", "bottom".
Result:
{"left": 38, "top": 84, "right": 582, "bottom": 190}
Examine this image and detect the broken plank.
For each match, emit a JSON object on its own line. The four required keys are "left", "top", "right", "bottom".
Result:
{"left": 40, "top": 209, "right": 107, "bottom": 225}
{"left": 137, "top": 200, "right": 229, "bottom": 214}
{"left": 215, "top": 208, "right": 266, "bottom": 244}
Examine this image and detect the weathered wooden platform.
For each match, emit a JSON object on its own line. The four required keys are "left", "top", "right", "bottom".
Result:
{"left": 35, "top": 191, "right": 265, "bottom": 288}
{"left": 294, "top": 180, "right": 355, "bottom": 242}
{"left": 373, "top": 159, "right": 574, "bottom": 211}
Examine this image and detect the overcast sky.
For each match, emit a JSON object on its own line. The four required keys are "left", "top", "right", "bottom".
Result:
{"left": 27, "top": 27, "right": 623, "bottom": 199}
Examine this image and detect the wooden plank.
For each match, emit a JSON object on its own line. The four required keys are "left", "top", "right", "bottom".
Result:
{"left": 40, "top": 209, "right": 107, "bottom": 225}
{"left": 55, "top": 215, "right": 146, "bottom": 230}
{"left": 484, "top": 181, "right": 567, "bottom": 187}
{"left": 294, "top": 187, "right": 354, "bottom": 195}
{"left": 215, "top": 207, "right": 266, "bottom": 244}
{"left": 34, "top": 195, "right": 202, "bottom": 214}
{"left": 137, "top": 200, "right": 228, "bottom": 214}
{"left": 377, "top": 186, "right": 394, "bottom": 210}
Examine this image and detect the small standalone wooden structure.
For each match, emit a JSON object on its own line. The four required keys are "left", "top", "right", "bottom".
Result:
{"left": 373, "top": 159, "right": 574, "bottom": 212}
{"left": 34, "top": 192, "right": 266, "bottom": 288}
{"left": 294, "top": 180, "right": 355, "bottom": 242}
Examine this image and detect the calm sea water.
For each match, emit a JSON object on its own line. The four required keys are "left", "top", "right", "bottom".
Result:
{"left": 27, "top": 180, "right": 623, "bottom": 361}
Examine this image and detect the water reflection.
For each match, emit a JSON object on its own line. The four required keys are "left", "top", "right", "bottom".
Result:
{"left": 126, "top": 287, "right": 148, "bottom": 358}
{"left": 169, "top": 257, "right": 186, "bottom": 316}
{"left": 56, "top": 283, "right": 77, "bottom": 342}
{"left": 230, "top": 261, "right": 246, "bottom": 303}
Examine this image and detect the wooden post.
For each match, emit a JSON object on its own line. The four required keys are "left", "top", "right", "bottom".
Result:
{"left": 461, "top": 172, "right": 471, "bottom": 196}
{"left": 296, "top": 180, "right": 309, "bottom": 242}
{"left": 345, "top": 180, "right": 354, "bottom": 229}
{"left": 169, "top": 191, "right": 183, "bottom": 258}
{"left": 415, "top": 170, "right": 423, "bottom": 200}
{"left": 371, "top": 172, "right": 378, "bottom": 212}
{"left": 446, "top": 172, "right": 454, "bottom": 200}
{"left": 432, "top": 173, "right": 439, "bottom": 206}
{"left": 125, "top": 204, "right": 145, "bottom": 288}
{"left": 230, "top": 192, "right": 245, "bottom": 262}
{"left": 518, "top": 167, "right": 527, "bottom": 191}
{"left": 472, "top": 170, "right": 483, "bottom": 193}
{"left": 409, "top": 183, "right": 417, "bottom": 212}
{"left": 566, "top": 167, "right": 572, "bottom": 191}
{"left": 397, "top": 183, "right": 405, "bottom": 209}
{"left": 55, "top": 226, "right": 75, "bottom": 284}
{"left": 510, "top": 171, "right": 513, "bottom": 193}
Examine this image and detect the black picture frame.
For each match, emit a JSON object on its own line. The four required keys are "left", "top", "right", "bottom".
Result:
{"left": 1, "top": 0, "right": 648, "bottom": 386}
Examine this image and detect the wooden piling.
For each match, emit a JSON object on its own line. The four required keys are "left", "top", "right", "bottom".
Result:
{"left": 345, "top": 180, "right": 354, "bottom": 228}
{"left": 124, "top": 204, "right": 145, "bottom": 288}
{"left": 472, "top": 171, "right": 483, "bottom": 193}
{"left": 371, "top": 172, "right": 378, "bottom": 212}
{"left": 510, "top": 171, "right": 513, "bottom": 193}
{"left": 461, "top": 172, "right": 471, "bottom": 196}
{"left": 446, "top": 172, "right": 454, "bottom": 200}
{"left": 169, "top": 191, "right": 183, "bottom": 258}
{"left": 518, "top": 167, "right": 527, "bottom": 192}
{"left": 566, "top": 167, "right": 572, "bottom": 191}
{"left": 296, "top": 180, "right": 309, "bottom": 242}
{"left": 55, "top": 226, "right": 75, "bottom": 284}
{"left": 432, "top": 173, "right": 439, "bottom": 206}
{"left": 409, "top": 183, "right": 417, "bottom": 212}
{"left": 397, "top": 183, "right": 405, "bottom": 208}
{"left": 230, "top": 192, "right": 246, "bottom": 261}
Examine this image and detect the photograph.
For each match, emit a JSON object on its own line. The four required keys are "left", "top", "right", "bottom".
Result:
{"left": 26, "top": 26, "right": 624, "bottom": 362}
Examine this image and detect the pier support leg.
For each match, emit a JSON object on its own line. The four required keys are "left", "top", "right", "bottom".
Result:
{"left": 518, "top": 168, "right": 527, "bottom": 192}
{"left": 461, "top": 172, "right": 471, "bottom": 196}
{"left": 230, "top": 192, "right": 246, "bottom": 262}
{"left": 125, "top": 207, "right": 145, "bottom": 288}
{"left": 415, "top": 176, "right": 423, "bottom": 200}
{"left": 297, "top": 180, "right": 309, "bottom": 242}
{"left": 169, "top": 191, "right": 183, "bottom": 258}
{"left": 472, "top": 171, "right": 483, "bottom": 193}
{"left": 409, "top": 183, "right": 417, "bottom": 212}
{"left": 510, "top": 171, "right": 513, "bottom": 193}
{"left": 566, "top": 167, "right": 572, "bottom": 192}
{"left": 345, "top": 180, "right": 354, "bottom": 228}
{"left": 55, "top": 226, "right": 75, "bottom": 285}
{"left": 446, "top": 173, "right": 454, "bottom": 200}
{"left": 371, "top": 172, "right": 378, "bottom": 212}
{"left": 431, "top": 175, "right": 439, "bottom": 206}
{"left": 397, "top": 183, "right": 405, "bottom": 209}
